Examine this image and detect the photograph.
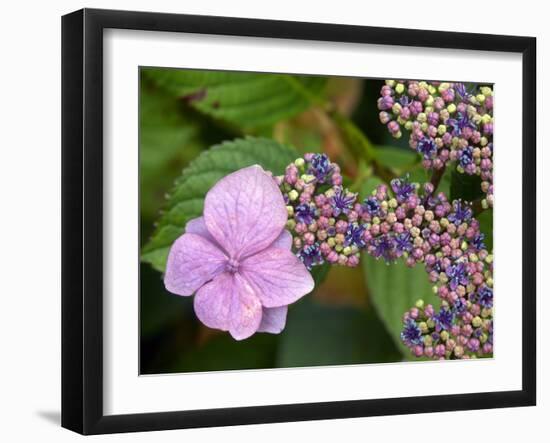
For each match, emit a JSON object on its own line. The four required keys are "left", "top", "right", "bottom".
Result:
{"left": 139, "top": 68, "right": 494, "bottom": 375}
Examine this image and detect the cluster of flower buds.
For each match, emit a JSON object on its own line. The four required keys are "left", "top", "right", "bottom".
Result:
{"left": 378, "top": 80, "right": 494, "bottom": 209}
{"left": 401, "top": 294, "right": 493, "bottom": 360}
{"left": 275, "top": 153, "right": 493, "bottom": 359}
{"left": 274, "top": 153, "right": 362, "bottom": 269}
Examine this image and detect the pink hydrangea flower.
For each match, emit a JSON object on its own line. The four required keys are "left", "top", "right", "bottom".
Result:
{"left": 164, "top": 165, "right": 314, "bottom": 340}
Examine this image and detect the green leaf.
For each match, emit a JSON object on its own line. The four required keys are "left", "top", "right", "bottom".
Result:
{"left": 142, "top": 137, "right": 298, "bottom": 272}
{"left": 139, "top": 263, "right": 193, "bottom": 337}
{"left": 171, "top": 333, "right": 279, "bottom": 373}
{"left": 361, "top": 176, "right": 385, "bottom": 199}
{"left": 373, "top": 145, "right": 417, "bottom": 171}
{"left": 450, "top": 167, "right": 484, "bottom": 202}
{"left": 140, "top": 82, "right": 206, "bottom": 224}
{"left": 311, "top": 262, "right": 331, "bottom": 288}
{"left": 477, "top": 209, "right": 493, "bottom": 252}
{"left": 362, "top": 256, "right": 439, "bottom": 356}
{"left": 277, "top": 298, "right": 401, "bottom": 367}
{"left": 142, "top": 68, "right": 326, "bottom": 132}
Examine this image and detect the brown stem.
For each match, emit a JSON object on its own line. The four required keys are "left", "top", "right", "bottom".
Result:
{"left": 430, "top": 166, "right": 446, "bottom": 193}
{"left": 471, "top": 198, "right": 486, "bottom": 216}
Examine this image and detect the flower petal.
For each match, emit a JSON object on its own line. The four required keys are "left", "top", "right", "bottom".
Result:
{"left": 164, "top": 233, "right": 227, "bottom": 296}
{"left": 203, "top": 165, "right": 287, "bottom": 259}
{"left": 185, "top": 216, "right": 217, "bottom": 245}
{"left": 257, "top": 306, "right": 288, "bottom": 334}
{"left": 240, "top": 247, "right": 314, "bottom": 308}
{"left": 271, "top": 229, "right": 292, "bottom": 250}
{"left": 194, "top": 272, "right": 262, "bottom": 340}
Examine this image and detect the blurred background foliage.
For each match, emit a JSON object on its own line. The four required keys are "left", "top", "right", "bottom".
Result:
{"left": 139, "top": 68, "right": 492, "bottom": 374}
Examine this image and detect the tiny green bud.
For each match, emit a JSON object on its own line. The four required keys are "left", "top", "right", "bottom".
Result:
{"left": 438, "top": 83, "right": 450, "bottom": 92}
{"left": 481, "top": 114, "right": 492, "bottom": 124}
{"left": 485, "top": 254, "right": 494, "bottom": 264}
{"left": 447, "top": 103, "right": 457, "bottom": 114}
{"left": 417, "top": 112, "right": 427, "bottom": 123}
{"left": 286, "top": 206, "right": 294, "bottom": 217}
{"left": 395, "top": 83, "right": 405, "bottom": 94}
{"left": 427, "top": 319, "right": 435, "bottom": 329}
{"left": 419, "top": 322, "right": 428, "bottom": 333}
{"left": 476, "top": 94, "right": 486, "bottom": 103}
{"left": 327, "top": 237, "right": 336, "bottom": 247}
{"left": 343, "top": 246, "right": 352, "bottom": 256}
{"left": 286, "top": 219, "right": 296, "bottom": 230}
{"left": 288, "top": 190, "right": 299, "bottom": 201}
{"left": 385, "top": 80, "right": 396, "bottom": 87}
{"left": 388, "top": 198, "right": 398, "bottom": 208}
{"left": 480, "top": 86, "right": 492, "bottom": 97}
{"left": 335, "top": 244, "right": 343, "bottom": 252}
{"left": 437, "top": 124, "right": 447, "bottom": 135}
{"left": 415, "top": 299, "right": 425, "bottom": 309}
{"left": 472, "top": 316, "right": 483, "bottom": 328}
{"left": 405, "top": 121, "right": 413, "bottom": 131}
{"left": 294, "top": 158, "right": 305, "bottom": 168}
{"left": 440, "top": 330, "right": 449, "bottom": 341}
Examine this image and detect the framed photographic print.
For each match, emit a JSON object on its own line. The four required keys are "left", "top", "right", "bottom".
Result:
{"left": 61, "top": 8, "right": 536, "bottom": 435}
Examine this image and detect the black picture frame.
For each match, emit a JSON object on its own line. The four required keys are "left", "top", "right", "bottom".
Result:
{"left": 62, "top": 8, "right": 537, "bottom": 435}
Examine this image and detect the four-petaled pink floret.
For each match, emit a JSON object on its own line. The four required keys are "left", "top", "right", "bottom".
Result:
{"left": 164, "top": 165, "right": 314, "bottom": 340}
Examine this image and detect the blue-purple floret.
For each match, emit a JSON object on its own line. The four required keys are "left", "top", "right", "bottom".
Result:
{"left": 344, "top": 223, "right": 366, "bottom": 248}
{"left": 452, "top": 297, "right": 467, "bottom": 314}
{"left": 448, "top": 201, "right": 472, "bottom": 225}
{"left": 477, "top": 285, "right": 493, "bottom": 308}
{"left": 391, "top": 176, "right": 416, "bottom": 203}
{"left": 454, "top": 83, "right": 469, "bottom": 100}
{"left": 373, "top": 234, "right": 395, "bottom": 263}
{"left": 434, "top": 308, "right": 455, "bottom": 331}
{"left": 330, "top": 187, "right": 355, "bottom": 217}
{"left": 362, "top": 196, "right": 380, "bottom": 216}
{"left": 473, "top": 232, "right": 486, "bottom": 250}
{"left": 295, "top": 203, "right": 317, "bottom": 225}
{"left": 401, "top": 319, "right": 423, "bottom": 346}
{"left": 446, "top": 262, "right": 469, "bottom": 290}
{"left": 399, "top": 95, "right": 411, "bottom": 107}
{"left": 448, "top": 112, "right": 476, "bottom": 136}
{"left": 459, "top": 146, "right": 474, "bottom": 168}
{"left": 297, "top": 243, "right": 324, "bottom": 270}
{"left": 394, "top": 232, "right": 413, "bottom": 254}
{"left": 416, "top": 137, "right": 437, "bottom": 159}
{"left": 308, "top": 153, "right": 333, "bottom": 183}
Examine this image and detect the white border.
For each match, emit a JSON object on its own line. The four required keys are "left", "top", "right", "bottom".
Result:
{"left": 103, "top": 29, "right": 522, "bottom": 415}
